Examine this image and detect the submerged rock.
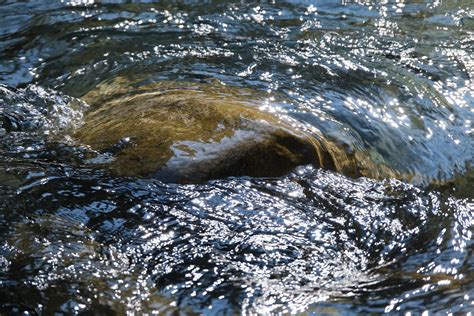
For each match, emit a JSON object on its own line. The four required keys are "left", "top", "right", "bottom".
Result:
{"left": 73, "top": 77, "right": 396, "bottom": 183}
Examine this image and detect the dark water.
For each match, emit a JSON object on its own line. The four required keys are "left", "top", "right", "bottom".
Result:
{"left": 0, "top": 0, "right": 473, "bottom": 314}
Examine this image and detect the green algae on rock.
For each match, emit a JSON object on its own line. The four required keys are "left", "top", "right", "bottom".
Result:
{"left": 73, "top": 77, "right": 396, "bottom": 183}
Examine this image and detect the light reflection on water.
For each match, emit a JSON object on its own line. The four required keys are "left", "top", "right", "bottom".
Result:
{"left": 0, "top": 0, "right": 473, "bottom": 314}
{"left": 1, "top": 165, "right": 473, "bottom": 314}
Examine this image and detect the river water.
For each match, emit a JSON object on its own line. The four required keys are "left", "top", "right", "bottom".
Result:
{"left": 0, "top": 0, "right": 473, "bottom": 314}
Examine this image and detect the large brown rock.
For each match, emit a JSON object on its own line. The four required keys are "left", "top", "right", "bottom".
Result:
{"left": 73, "top": 77, "right": 396, "bottom": 183}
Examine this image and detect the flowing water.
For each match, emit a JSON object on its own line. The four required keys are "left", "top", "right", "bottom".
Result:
{"left": 0, "top": 0, "right": 473, "bottom": 314}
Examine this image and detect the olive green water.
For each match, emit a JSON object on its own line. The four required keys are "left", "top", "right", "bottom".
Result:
{"left": 0, "top": 0, "right": 473, "bottom": 314}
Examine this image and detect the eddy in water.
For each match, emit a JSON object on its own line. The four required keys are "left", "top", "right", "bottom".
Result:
{"left": 72, "top": 77, "right": 397, "bottom": 183}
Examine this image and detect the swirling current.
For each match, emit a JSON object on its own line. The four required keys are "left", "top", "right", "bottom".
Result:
{"left": 0, "top": 0, "right": 473, "bottom": 314}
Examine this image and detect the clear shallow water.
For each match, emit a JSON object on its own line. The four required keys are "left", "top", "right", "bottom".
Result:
{"left": 0, "top": 0, "right": 473, "bottom": 314}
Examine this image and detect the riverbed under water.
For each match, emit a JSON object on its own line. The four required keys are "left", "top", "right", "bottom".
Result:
{"left": 0, "top": 0, "right": 473, "bottom": 314}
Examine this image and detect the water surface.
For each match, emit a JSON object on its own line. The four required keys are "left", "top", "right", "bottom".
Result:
{"left": 0, "top": 0, "right": 473, "bottom": 314}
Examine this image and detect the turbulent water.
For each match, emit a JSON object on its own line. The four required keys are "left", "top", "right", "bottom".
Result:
{"left": 0, "top": 0, "right": 473, "bottom": 314}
